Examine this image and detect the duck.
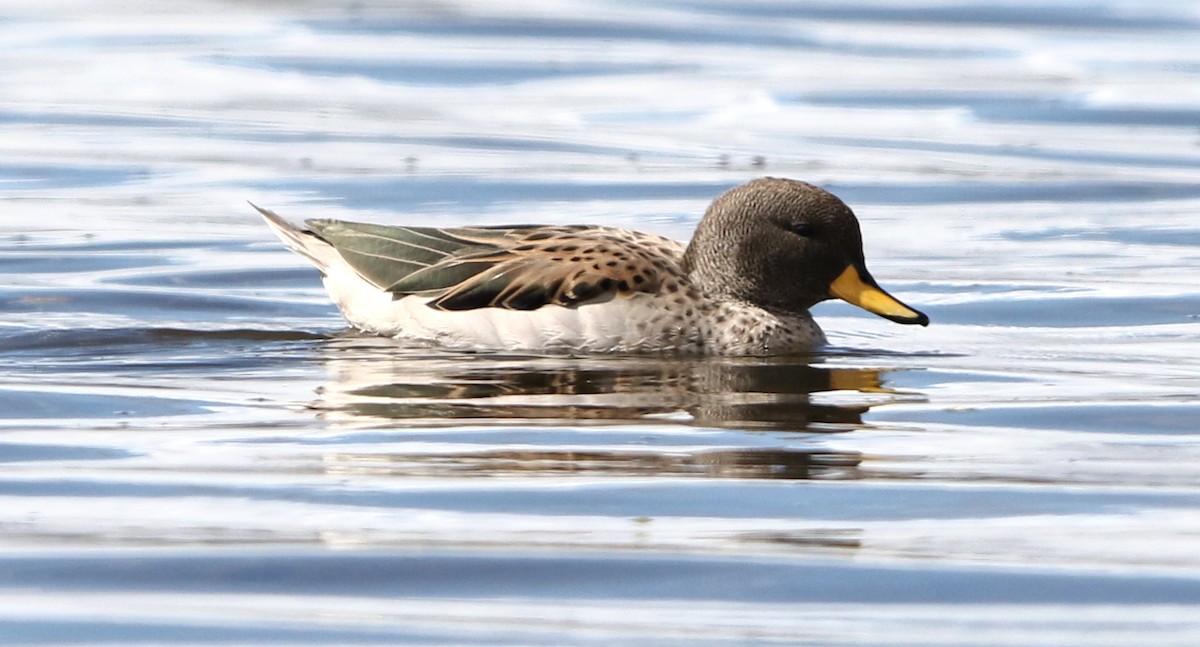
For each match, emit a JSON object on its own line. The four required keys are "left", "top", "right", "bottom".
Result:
{"left": 255, "top": 177, "right": 928, "bottom": 355}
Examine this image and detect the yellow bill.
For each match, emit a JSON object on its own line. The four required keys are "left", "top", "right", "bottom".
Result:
{"left": 829, "top": 264, "right": 929, "bottom": 326}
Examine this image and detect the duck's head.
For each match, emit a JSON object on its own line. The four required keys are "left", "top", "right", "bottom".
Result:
{"left": 682, "top": 177, "right": 929, "bottom": 326}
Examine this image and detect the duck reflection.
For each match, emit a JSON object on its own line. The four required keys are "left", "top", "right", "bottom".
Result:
{"left": 313, "top": 335, "right": 903, "bottom": 431}
{"left": 321, "top": 447, "right": 862, "bottom": 481}
{"left": 306, "top": 335, "right": 918, "bottom": 481}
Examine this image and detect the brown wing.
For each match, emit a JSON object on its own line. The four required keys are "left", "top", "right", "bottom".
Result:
{"left": 305, "top": 219, "right": 685, "bottom": 311}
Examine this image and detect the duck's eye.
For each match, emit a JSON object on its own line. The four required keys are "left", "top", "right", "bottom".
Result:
{"left": 789, "top": 223, "right": 815, "bottom": 237}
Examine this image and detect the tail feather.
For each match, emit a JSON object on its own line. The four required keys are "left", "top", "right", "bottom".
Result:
{"left": 252, "top": 202, "right": 339, "bottom": 273}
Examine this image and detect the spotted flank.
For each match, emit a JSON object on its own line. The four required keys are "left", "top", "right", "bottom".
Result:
{"left": 255, "top": 177, "right": 928, "bottom": 355}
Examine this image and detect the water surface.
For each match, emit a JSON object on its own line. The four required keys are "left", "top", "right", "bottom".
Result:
{"left": 2, "top": 1, "right": 1199, "bottom": 644}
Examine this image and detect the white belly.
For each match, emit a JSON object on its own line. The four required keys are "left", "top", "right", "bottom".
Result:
{"left": 318, "top": 250, "right": 824, "bottom": 354}
{"left": 321, "top": 265, "right": 687, "bottom": 353}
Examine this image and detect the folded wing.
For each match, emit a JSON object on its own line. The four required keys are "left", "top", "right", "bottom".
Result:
{"left": 305, "top": 219, "right": 682, "bottom": 311}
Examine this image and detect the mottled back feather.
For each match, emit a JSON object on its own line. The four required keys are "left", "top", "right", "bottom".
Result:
{"left": 305, "top": 219, "right": 685, "bottom": 312}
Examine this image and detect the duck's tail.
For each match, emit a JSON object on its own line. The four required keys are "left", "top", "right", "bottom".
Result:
{"left": 251, "top": 202, "right": 340, "bottom": 274}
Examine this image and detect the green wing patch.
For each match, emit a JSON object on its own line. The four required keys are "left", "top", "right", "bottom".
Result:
{"left": 306, "top": 219, "right": 493, "bottom": 292}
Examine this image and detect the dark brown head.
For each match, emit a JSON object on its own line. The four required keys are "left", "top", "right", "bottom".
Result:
{"left": 681, "top": 177, "right": 928, "bottom": 325}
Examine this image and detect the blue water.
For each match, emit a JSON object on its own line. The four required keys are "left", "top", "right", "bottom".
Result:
{"left": 2, "top": 1, "right": 1199, "bottom": 644}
